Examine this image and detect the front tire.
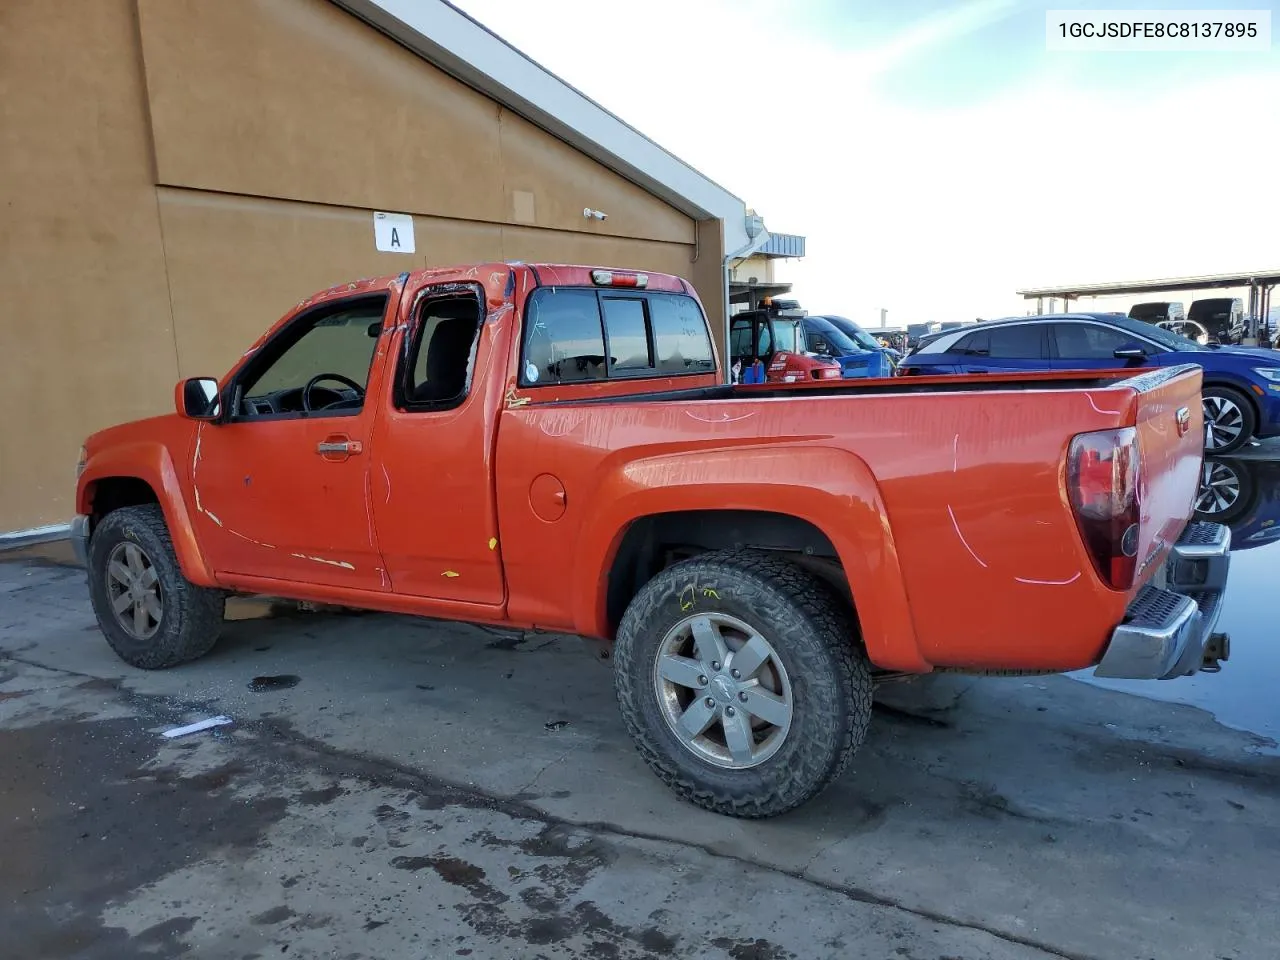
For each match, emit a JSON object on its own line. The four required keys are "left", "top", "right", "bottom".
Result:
{"left": 87, "top": 505, "right": 225, "bottom": 669}
{"left": 612, "top": 550, "right": 872, "bottom": 818}
{"left": 1202, "top": 385, "right": 1256, "bottom": 454}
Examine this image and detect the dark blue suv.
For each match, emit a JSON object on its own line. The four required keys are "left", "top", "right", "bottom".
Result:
{"left": 898, "top": 312, "right": 1280, "bottom": 453}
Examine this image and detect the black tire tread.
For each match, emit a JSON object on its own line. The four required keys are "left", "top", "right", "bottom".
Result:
{"left": 613, "top": 549, "right": 872, "bottom": 818}
{"left": 87, "top": 504, "right": 225, "bottom": 669}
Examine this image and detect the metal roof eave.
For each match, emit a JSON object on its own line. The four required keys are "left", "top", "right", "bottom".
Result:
{"left": 330, "top": 0, "right": 751, "bottom": 253}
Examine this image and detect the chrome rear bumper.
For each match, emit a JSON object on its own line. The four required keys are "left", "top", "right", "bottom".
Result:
{"left": 1094, "top": 522, "right": 1231, "bottom": 680}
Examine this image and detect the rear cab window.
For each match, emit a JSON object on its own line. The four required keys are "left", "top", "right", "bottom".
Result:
{"left": 521, "top": 288, "right": 713, "bottom": 386}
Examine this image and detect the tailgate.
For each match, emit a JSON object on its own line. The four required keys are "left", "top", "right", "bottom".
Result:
{"left": 1129, "top": 365, "right": 1205, "bottom": 592}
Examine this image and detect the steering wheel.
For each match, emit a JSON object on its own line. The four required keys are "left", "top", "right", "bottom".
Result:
{"left": 302, "top": 373, "right": 365, "bottom": 412}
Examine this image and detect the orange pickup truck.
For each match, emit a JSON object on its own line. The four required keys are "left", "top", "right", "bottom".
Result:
{"left": 73, "top": 262, "right": 1231, "bottom": 817}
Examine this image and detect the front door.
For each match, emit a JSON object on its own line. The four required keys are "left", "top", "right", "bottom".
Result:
{"left": 191, "top": 295, "right": 393, "bottom": 591}
{"left": 1049, "top": 322, "right": 1153, "bottom": 372}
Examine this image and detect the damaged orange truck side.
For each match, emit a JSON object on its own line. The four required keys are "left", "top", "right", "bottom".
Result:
{"left": 74, "top": 263, "right": 1232, "bottom": 817}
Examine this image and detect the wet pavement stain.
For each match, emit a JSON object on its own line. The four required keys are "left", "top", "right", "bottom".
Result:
{"left": 390, "top": 854, "right": 508, "bottom": 903}
{"left": 250, "top": 905, "right": 296, "bottom": 925}
{"left": 710, "top": 937, "right": 797, "bottom": 960}
{"left": 0, "top": 716, "right": 288, "bottom": 960}
{"left": 248, "top": 674, "right": 301, "bottom": 692}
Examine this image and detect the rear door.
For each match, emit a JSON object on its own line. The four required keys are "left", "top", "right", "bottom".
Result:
{"left": 953, "top": 323, "right": 1049, "bottom": 373}
{"left": 370, "top": 282, "right": 505, "bottom": 604}
{"left": 1049, "top": 321, "right": 1154, "bottom": 372}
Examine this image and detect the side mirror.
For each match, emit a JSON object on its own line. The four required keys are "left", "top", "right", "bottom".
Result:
{"left": 1113, "top": 347, "right": 1147, "bottom": 361}
{"left": 177, "top": 378, "right": 221, "bottom": 420}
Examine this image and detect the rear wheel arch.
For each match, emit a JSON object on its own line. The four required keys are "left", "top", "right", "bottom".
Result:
{"left": 575, "top": 447, "right": 928, "bottom": 672}
{"left": 604, "top": 509, "right": 857, "bottom": 640}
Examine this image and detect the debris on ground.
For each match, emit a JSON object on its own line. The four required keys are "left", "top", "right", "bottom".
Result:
{"left": 162, "top": 716, "right": 233, "bottom": 739}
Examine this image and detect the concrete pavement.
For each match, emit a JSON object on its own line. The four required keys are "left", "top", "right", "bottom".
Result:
{"left": 2, "top": 547, "right": 1278, "bottom": 960}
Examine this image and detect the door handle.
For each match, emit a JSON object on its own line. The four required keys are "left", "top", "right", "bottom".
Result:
{"left": 316, "top": 438, "right": 363, "bottom": 456}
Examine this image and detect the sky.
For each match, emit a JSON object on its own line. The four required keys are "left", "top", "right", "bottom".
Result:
{"left": 452, "top": 0, "right": 1279, "bottom": 326}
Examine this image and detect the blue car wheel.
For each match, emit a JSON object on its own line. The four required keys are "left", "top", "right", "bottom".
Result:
{"left": 1202, "top": 385, "right": 1256, "bottom": 454}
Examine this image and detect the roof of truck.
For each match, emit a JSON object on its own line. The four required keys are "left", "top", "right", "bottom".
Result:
{"left": 298, "top": 263, "right": 691, "bottom": 309}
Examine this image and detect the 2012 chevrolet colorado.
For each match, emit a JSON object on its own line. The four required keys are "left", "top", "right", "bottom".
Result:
{"left": 73, "top": 262, "right": 1232, "bottom": 817}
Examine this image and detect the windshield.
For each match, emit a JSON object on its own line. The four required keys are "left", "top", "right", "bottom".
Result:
{"left": 771, "top": 319, "right": 802, "bottom": 353}
{"left": 821, "top": 316, "right": 883, "bottom": 351}
{"left": 804, "top": 317, "right": 863, "bottom": 354}
{"left": 1103, "top": 314, "right": 1205, "bottom": 351}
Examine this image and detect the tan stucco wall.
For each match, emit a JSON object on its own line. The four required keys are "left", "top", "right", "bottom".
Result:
{"left": 1, "top": 0, "right": 718, "bottom": 532}
{"left": 0, "top": 0, "right": 179, "bottom": 533}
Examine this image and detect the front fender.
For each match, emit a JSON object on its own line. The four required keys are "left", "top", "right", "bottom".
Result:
{"left": 77, "top": 441, "right": 215, "bottom": 587}
{"left": 573, "top": 444, "right": 928, "bottom": 672}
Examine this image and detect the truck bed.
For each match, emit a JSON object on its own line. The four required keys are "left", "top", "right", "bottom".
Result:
{"left": 499, "top": 364, "right": 1205, "bottom": 676}
{"left": 533, "top": 369, "right": 1151, "bottom": 407}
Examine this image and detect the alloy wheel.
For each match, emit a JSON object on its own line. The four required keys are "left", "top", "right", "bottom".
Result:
{"left": 1195, "top": 460, "right": 1242, "bottom": 515}
{"left": 105, "top": 542, "right": 163, "bottom": 640}
{"left": 1203, "top": 395, "right": 1245, "bottom": 451}
{"left": 653, "top": 612, "right": 793, "bottom": 769}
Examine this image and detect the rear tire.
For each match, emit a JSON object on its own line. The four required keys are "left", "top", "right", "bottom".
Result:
{"left": 1202, "top": 385, "right": 1255, "bottom": 454}
{"left": 87, "top": 505, "right": 225, "bottom": 669}
{"left": 613, "top": 550, "right": 872, "bottom": 818}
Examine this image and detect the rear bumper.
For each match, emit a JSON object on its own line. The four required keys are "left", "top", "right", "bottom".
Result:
{"left": 70, "top": 514, "right": 90, "bottom": 567}
{"left": 1095, "top": 521, "right": 1231, "bottom": 680}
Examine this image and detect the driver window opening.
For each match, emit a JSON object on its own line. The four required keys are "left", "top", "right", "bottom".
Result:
{"left": 400, "top": 294, "right": 484, "bottom": 409}
{"left": 237, "top": 297, "right": 387, "bottom": 419}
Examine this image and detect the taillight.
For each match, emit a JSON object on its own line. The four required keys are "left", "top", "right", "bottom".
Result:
{"left": 1067, "top": 427, "right": 1141, "bottom": 590}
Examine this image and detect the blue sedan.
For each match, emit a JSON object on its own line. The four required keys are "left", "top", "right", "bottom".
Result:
{"left": 898, "top": 312, "right": 1280, "bottom": 453}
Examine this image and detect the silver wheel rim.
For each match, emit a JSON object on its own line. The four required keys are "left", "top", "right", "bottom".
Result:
{"left": 1195, "top": 460, "right": 1241, "bottom": 515}
{"left": 653, "top": 612, "right": 793, "bottom": 770}
{"left": 106, "top": 542, "right": 163, "bottom": 640}
{"left": 1203, "top": 395, "right": 1245, "bottom": 450}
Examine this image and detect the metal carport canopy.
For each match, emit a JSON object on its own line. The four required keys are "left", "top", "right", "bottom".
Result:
{"left": 1017, "top": 269, "right": 1280, "bottom": 300}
